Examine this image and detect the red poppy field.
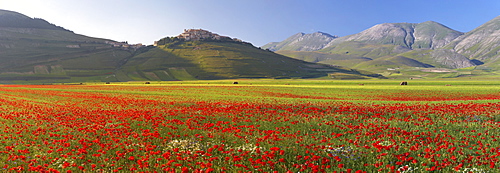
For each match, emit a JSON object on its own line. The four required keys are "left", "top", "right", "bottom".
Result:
{"left": 0, "top": 81, "right": 499, "bottom": 172}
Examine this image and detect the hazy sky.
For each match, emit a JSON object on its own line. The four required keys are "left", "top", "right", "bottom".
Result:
{"left": 1, "top": 0, "right": 499, "bottom": 46}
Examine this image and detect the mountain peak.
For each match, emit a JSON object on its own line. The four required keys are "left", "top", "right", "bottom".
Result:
{"left": 292, "top": 32, "right": 306, "bottom": 36}
{"left": 312, "top": 31, "right": 338, "bottom": 38}
{"left": 421, "top": 21, "right": 438, "bottom": 24}
{"left": 418, "top": 21, "right": 454, "bottom": 29}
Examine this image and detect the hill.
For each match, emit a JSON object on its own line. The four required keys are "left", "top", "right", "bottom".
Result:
{"left": 115, "top": 29, "right": 383, "bottom": 81}
{"left": 0, "top": 9, "right": 70, "bottom": 31}
{"left": 0, "top": 9, "right": 144, "bottom": 82}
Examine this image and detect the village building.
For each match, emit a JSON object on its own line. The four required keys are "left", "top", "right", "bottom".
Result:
{"left": 104, "top": 41, "right": 144, "bottom": 49}
{"left": 177, "top": 29, "right": 231, "bottom": 41}
{"left": 153, "top": 29, "right": 250, "bottom": 47}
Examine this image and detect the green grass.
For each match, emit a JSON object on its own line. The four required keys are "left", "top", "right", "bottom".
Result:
{"left": 275, "top": 46, "right": 500, "bottom": 80}
{"left": 168, "top": 68, "right": 197, "bottom": 80}
{"left": 8, "top": 79, "right": 500, "bottom": 106}
{"left": 319, "top": 41, "right": 404, "bottom": 58}
{"left": 36, "top": 78, "right": 499, "bottom": 86}
{"left": 0, "top": 27, "right": 135, "bottom": 82}
{"left": 116, "top": 40, "right": 382, "bottom": 81}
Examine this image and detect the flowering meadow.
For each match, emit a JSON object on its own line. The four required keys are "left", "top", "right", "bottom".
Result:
{"left": 0, "top": 81, "right": 499, "bottom": 172}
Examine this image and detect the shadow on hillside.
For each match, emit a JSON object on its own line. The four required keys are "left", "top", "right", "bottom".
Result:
{"left": 470, "top": 59, "right": 484, "bottom": 65}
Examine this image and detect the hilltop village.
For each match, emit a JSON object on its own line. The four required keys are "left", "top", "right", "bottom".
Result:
{"left": 177, "top": 29, "right": 231, "bottom": 41}
{"left": 154, "top": 29, "right": 245, "bottom": 46}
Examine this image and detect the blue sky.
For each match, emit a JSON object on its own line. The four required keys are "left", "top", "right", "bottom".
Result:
{"left": 1, "top": 0, "right": 499, "bottom": 46}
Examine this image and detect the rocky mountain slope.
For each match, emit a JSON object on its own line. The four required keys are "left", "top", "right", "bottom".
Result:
{"left": 269, "top": 18, "right": 500, "bottom": 78}
{"left": 445, "top": 16, "right": 500, "bottom": 68}
{"left": 261, "top": 32, "right": 337, "bottom": 51}
{"left": 326, "top": 21, "right": 463, "bottom": 49}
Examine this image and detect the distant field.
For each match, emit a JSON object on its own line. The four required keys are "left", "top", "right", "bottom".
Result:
{"left": 69, "top": 78, "right": 500, "bottom": 86}
{"left": 0, "top": 80, "right": 499, "bottom": 172}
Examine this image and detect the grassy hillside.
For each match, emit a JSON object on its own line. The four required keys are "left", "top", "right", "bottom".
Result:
{"left": 319, "top": 41, "right": 411, "bottom": 58}
{"left": 0, "top": 9, "right": 142, "bottom": 83}
{"left": 116, "top": 40, "right": 383, "bottom": 81}
{"left": 0, "top": 9, "right": 69, "bottom": 31}
{"left": 0, "top": 27, "right": 137, "bottom": 82}
{"left": 277, "top": 45, "right": 483, "bottom": 79}
{"left": 276, "top": 50, "right": 373, "bottom": 68}
{"left": 277, "top": 42, "right": 415, "bottom": 72}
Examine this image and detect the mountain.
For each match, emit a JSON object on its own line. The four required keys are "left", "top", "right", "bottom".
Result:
{"left": 326, "top": 21, "right": 463, "bottom": 49}
{"left": 445, "top": 16, "right": 500, "bottom": 68}
{"left": 269, "top": 20, "right": 490, "bottom": 79}
{"left": 261, "top": 32, "right": 337, "bottom": 51}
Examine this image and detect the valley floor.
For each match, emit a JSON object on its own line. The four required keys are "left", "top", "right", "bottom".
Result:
{"left": 0, "top": 79, "right": 499, "bottom": 172}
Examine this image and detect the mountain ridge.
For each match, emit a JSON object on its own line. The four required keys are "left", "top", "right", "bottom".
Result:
{"left": 445, "top": 16, "right": 500, "bottom": 67}
{"left": 268, "top": 18, "right": 500, "bottom": 78}
{"left": 0, "top": 9, "right": 71, "bottom": 32}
